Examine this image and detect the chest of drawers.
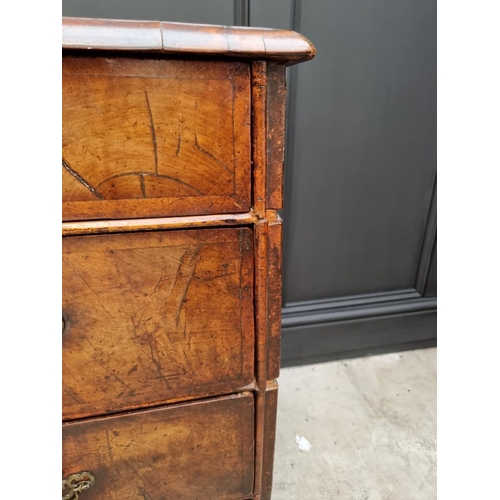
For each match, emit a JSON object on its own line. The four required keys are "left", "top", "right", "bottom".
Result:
{"left": 62, "top": 17, "right": 315, "bottom": 500}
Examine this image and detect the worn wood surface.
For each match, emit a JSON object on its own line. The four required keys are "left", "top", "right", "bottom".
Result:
{"left": 62, "top": 211, "right": 257, "bottom": 236}
{"left": 253, "top": 212, "right": 283, "bottom": 386}
{"left": 251, "top": 63, "right": 287, "bottom": 213}
{"left": 254, "top": 220, "right": 269, "bottom": 390}
{"left": 266, "top": 64, "right": 287, "bottom": 210}
{"left": 266, "top": 213, "right": 283, "bottom": 381}
{"left": 63, "top": 227, "right": 254, "bottom": 420}
{"left": 251, "top": 61, "right": 267, "bottom": 218}
{"left": 252, "top": 213, "right": 282, "bottom": 497}
{"left": 261, "top": 382, "right": 279, "bottom": 500}
{"left": 252, "top": 219, "right": 269, "bottom": 498}
{"left": 62, "top": 17, "right": 316, "bottom": 65}
{"left": 62, "top": 57, "right": 250, "bottom": 220}
{"left": 62, "top": 393, "right": 255, "bottom": 500}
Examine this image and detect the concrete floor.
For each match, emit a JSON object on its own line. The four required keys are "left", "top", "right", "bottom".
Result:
{"left": 272, "top": 348, "right": 436, "bottom": 500}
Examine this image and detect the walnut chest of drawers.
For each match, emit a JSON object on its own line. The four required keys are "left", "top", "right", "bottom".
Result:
{"left": 62, "top": 17, "right": 315, "bottom": 500}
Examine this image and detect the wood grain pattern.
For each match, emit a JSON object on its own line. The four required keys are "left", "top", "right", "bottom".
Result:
{"left": 63, "top": 228, "right": 254, "bottom": 420}
{"left": 254, "top": 220, "right": 269, "bottom": 389}
{"left": 266, "top": 64, "right": 287, "bottom": 210}
{"left": 62, "top": 17, "right": 316, "bottom": 65}
{"left": 251, "top": 61, "right": 267, "bottom": 218}
{"left": 261, "top": 382, "right": 279, "bottom": 500}
{"left": 253, "top": 388, "right": 266, "bottom": 498}
{"left": 62, "top": 393, "right": 255, "bottom": 500}
{"left": 252, "top": 219, "right": 268, "bottom": 497}
{"left": 62, "top": 17, "right": 162, "bottom": 51}
{"left": 266, "top": 213, "right": 283, "bottom": 381}
{"left": 252, "top": 213, "right": 282, "bottom": 497}
{"left": 62, "top": 57, "right": 250, "bottom": 220}
{"left": 252, "top": 211, "right": 283, "bottom": 385}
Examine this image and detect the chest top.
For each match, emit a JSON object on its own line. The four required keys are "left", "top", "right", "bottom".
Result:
{"left": 62, "top": 17, "right": 315, "bottom": 222}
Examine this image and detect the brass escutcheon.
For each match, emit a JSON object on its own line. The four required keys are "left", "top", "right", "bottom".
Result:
{"left": 62, "top": 471, "right": 96, "bottom": 500}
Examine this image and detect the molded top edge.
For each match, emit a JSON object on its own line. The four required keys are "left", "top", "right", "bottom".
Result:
{"left": 62, "top": 17, "right": 316, "bottom": 65}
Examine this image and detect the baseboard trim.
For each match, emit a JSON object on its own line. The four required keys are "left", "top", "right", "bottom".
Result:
{"left": 281, "top": 309, "right": 437, "bottom": 367}
{"left": 282, "top": 338, "right": 437, "bottom": 368}
{"left": 282, "top": 289, "right": 437, "bottom": 327}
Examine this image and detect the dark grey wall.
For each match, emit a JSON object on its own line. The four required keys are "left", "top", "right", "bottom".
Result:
{"left": 277, "top": 0, "right": 437, "bottom": 365}
{"left": 62, "top": 0, "right": 236, "bottom": 25}
{"left": 63, "top": 0, "right": 437, "bottom": 366}
{"left": 282, "top": 0, "right": 437, "bottom": 301}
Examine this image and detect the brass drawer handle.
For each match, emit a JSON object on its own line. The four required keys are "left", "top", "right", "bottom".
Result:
{"left": 62, "top": 472, "right": 96, "bottom": 500}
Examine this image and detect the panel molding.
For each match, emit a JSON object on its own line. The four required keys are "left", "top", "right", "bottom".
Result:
{"left": 415, "top": 175, "right": 437, "bottom": 295}
{"left": 282, "top": 309, "right": 437, "bottom": 367}
{"left": 282, "top": 288, "right": 436, "bottom": 327}
{"left": 234, "top": 0, "right": 249, "bottom": 26}
{"left": 281, "top": 0, "right": 301, "bottom": 297}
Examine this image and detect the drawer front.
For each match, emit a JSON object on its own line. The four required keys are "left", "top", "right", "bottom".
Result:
{"left": 63, "top": 227, "right": 254, "bottom": 420}
{"left": 62, "top": 57, "right": 250, "bottom": 221}
{"left": 63, "top": 393, "right": 254, "bottom": 500}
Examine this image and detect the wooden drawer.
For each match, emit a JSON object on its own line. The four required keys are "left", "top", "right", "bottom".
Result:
{"left": 62, "top": 57, "right": 251, "bottom": 221}
{"left": 62, "top": 393, "right": 255, "bottom": 500}
{"left": 63, "top": 227, "right": 254, "bottom": 420}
